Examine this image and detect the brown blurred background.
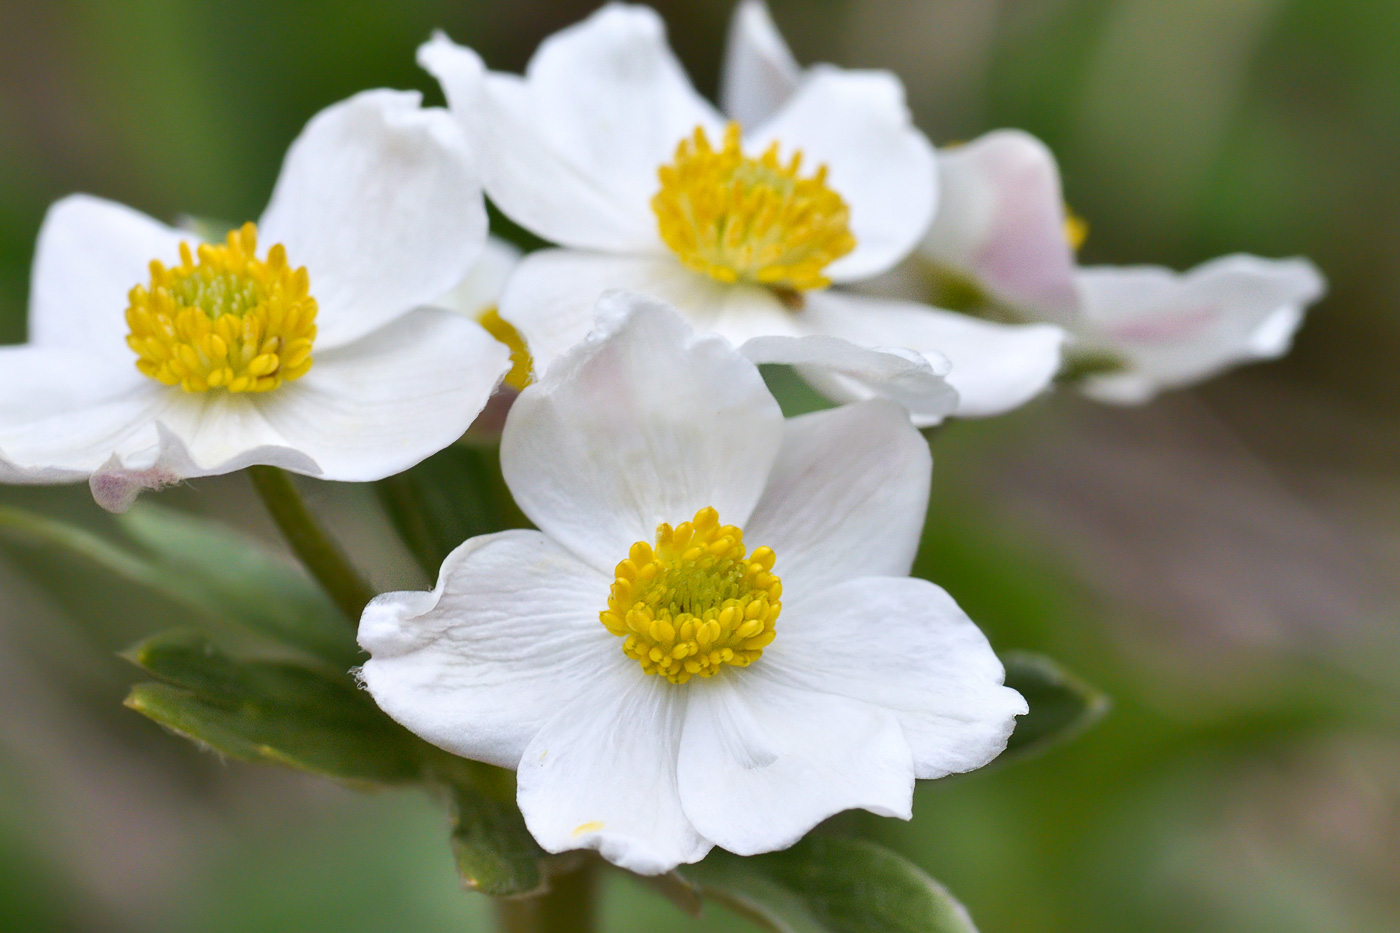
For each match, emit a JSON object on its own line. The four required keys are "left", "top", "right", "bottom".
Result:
{"left": 1, "top": 1, "right": 1397, "bottom": 930}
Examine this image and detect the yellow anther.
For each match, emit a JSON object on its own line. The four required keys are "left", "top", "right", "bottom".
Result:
{"left": 477, "top": 306, "right": 532, "bottom": 391}
{"left": 600, "top": 507, "right": 781, "bottom": 684}
{"left": 652, "top": 122, "right": 855, "bottom": 293}
{"left": 1064, "top": 205, "right": 1088, "bottom": 252}
{"left": 125, "top": 222, "right": 317, "bottom": 393}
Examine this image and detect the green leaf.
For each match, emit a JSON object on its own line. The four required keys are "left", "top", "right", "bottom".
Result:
{"left": 0, "top": 502, "right": 357, "bottom": 667}
{"left": 681, "top": 835, "right": 978, "bottom": 933}
{"left": 375, "top": 442, "right": 527, "bottom": 578}
{"left": 1002, "top": 652, "right": 1110, "bottom": 761}
{"left": 124, "top": 630, "right": 420, "bottom": 785}
{"left": 119, "top": 502, "right": 358, "bottom": 667}
{"left": 444, "top": 778, "right": 546, "bottom": 897}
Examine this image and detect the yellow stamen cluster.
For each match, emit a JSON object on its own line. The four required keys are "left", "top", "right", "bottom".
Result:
{"left": 477, "top": 306, "right": 532, "bottom": 391}
{"left": 126, "top": 222, "right": 317, "bottom": 393}
{"left": 652, "top": 122, "right": 855, "bottom": 293}
{"left": 1064, "top": 206, "right": 1088, "bottom": 252}
{"left": 601, "top": 507, "right": 781, "bottom": 684}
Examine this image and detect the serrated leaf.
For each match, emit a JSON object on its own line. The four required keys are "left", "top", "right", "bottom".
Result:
{"left": 124, "top": 630, "right": 419, "bottom": 785}
{"left": 375, "top": 442, "right": 527, "bottom": 578}
{"left": 1002, "top": 652, "right": 1110, "bottom": 761}
{"left": 681, "top": 836, "right": 978, "bottom": 933}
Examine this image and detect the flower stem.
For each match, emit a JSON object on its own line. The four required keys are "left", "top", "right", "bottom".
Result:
{"left": 247, "top": 465, "right": 376, "bottom": 623}
{"left": 495, "top": 862, "right": 597, "bottom": 933}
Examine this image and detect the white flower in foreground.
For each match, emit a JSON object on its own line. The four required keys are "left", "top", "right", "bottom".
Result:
{"left": 0, "top": 90, "right": 509, "bottom": 511}
{"left": 419, "top": 2, "right": 1067, "bottom": 425}
{"left": 907, "top": 129, "right": 1326, "bottom": 403}
{"left": 358, "top": 294, "right": 1025, "bottom": 874}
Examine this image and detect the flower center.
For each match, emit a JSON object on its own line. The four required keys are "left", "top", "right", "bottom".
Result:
{"left": 652, "top": 122, "right": 855, "bottom": 293}
{"left": 1064, "top": 205, "right": 1088, "bottom": 252}
{"left": 477, "top": 306, "right": 532, "bottom": 391}
{"left": 600, "top": 506, "right": 781, "bottom": 684}
{"left": 125, "top": 222, "right": 317, "bottom": 393}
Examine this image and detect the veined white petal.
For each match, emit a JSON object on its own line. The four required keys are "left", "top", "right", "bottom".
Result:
{"left": 433, "top": 236, "right": 521, "bottom": 320}
{"left": 741, "top": 334, "right": 959, "bottom": 426}
{"left": 498, "top": 248, "right": 790, "bottom": 380}
{"left": 924, "top": 130, "right": 1079, "bottom": 318}
{"left": 251, "top": 307, "right": 509, "bottom": 482}
{"left": 518, "top": 673, "right": 711, "bottom": 874}
{"left": 744, "top": 401, "right": 931, "bottom": 597}
{"left": 801, "top": 290, "right": 1066, "bottom": 418}
{"left": 359, "top": 529, "right": 619, "bottom": 769}
{"left": 720, "top": 0, "right": 802, "bottom": 128}
{"left": 678, "top": 675, "right": 913, "bottom": 856}
{"left": 420, "top": 6, "right": 723, "bottom": 254}
{"left": 28, "top": 195, "right": 188, "bottom": 365}
{"left": 750, "top": 67, "right": 936, "bottom": 283}
{"left": 501, "top": 293, "right": 782, "bottom": 573}
{"left": 761, "top": 576, "right": 1026, "bottom": 779}
{"left": 258, "top": 89, "right": 487, "bottom": 348}
{"left": 1074, "top": 255, "right": 1326, "bottom": 403}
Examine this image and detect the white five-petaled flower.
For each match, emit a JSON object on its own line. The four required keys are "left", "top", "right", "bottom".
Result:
{"left": 419, "top": 1, "right": 1067, "bottom": 426}
{"left": 904, "top": 128, "right": 1327, "bottom": 403}
{"left": 358, "top": 293, "right": 1026, "bottom": 875}
{"left": 0, "top": 90, "right": 510, "bottom": 511}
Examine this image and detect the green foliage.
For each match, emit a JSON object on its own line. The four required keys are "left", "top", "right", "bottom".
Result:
{"left": 681, "top": 835, "right": 978, "bottom": 933}
{"left": 375, "top": 442, "right": 528, "bottom": 578}
{"left": 124, "top": 630, "right": 420, "bottom": 785}
{"left": 1001, "top": 652, "right": 1110, "bottom": 762}
{"left": 444, "top": 775, "right": 547, "bottom": 897}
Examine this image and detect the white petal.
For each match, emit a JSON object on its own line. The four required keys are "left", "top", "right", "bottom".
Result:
{"left": 0, "top": 345, "right": 165, "bottom": 484}
{"left": 923, "top": 131, "right": 1079, "bottom": 318}
{"left": 258, "top": 89, "right": 486, "bottom": 348}
{"left": 250, "top": 307, "right": 509, "bottom": 481}
{"left": 420, "top": 8, "right": 722, "bottom": 253}
{"left": 28, "top": 195, "right": 188, "bottom": 364}
{"left": 433, "top": 236, "right": 522, "bottom": 319}
{"left": 518, "top": 673, "right": 711, "bottom": 874}
{"left": 501, "top": 293, "right": 782, "bottom": 573}
{"left": 801, "top": 290, "right": 1066, "bottom": 418}
{"left": 743, "top": 401, "right": 931, "bottom": 598}
{"left": 750, "top": 67, "right": 936, "bottom": 282}
{"left": 720, "top": 0, "right": 802, "bottom": 127}
{"left": 678, "top": 675, "right": 913, "bottom": 856}
{"left": 359, "top": 529, "right": 619, "bottom": 769}
{"left": 762, "top": 576, "right": 1026, "bottom": 779}
{"left": 1073, "top": 255, "right": 1326, "bottom": 403}
{"left": 742, "top": 334, "right": 959, "bottom": 426}
{"left": 498, "top": 248, "right": 792, "bottom": 380}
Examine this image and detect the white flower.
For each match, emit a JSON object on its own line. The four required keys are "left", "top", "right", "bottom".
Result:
{"left": 419, "top": 2, "right": 1066, "bottom": 425}
{"left": 0, "top": 90, "right": 509, "bottom": 511}
{"left": 358, "top": 294, "right": 1025, "bottom": 875}
{"left": 433, "top": 235, "right": 531, "bottom": 393}
{"left": 910, "top": 128, "right": 1326, "bottom": 403}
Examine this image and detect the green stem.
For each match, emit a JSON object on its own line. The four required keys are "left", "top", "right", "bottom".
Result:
{"left": 495, "top": 862, "right": 597, "bottom": 933}
{"left": 247, "top": 465, "right": 376, "bottom": 623}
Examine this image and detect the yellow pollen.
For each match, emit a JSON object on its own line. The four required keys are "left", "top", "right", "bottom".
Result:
{"left": 477, "top": 306, "right": 532, "bottom": 391}
{"left": 600, "top": 506, "right": 781, "bottom": 685}
{"left": 125, "top": 222, "right": 317, "bottom": 393}
{"left": 1064, "top": 205, "right": 1088, "bottom": 252}
{"left": 652, "top": 122, "right": 856, "bottom": 293}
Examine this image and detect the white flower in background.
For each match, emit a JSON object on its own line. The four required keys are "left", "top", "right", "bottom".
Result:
{"left": 432, "top": 236, "right": 531, "bottom": 392}
{"left": 0, "top": 90, "right": 509, "bottom": 511}
{"left": 419, "top": 2, "right": 1067, "bottom": 425}
{"left": 358, "top": 294, "right": 1025, "bottom": 874}
{"left": 903, "top": 126, "right": 1327, "bottom": 404}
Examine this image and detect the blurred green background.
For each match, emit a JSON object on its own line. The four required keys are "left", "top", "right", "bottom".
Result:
{"left": 1, "top": 0, "right": 1398, "bottom": 930}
